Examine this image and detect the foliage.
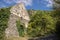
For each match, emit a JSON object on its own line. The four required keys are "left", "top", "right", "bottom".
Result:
{"left": 27, "top": 10, "right": 56, "bottom": 37}
{"left": 54, "top": 0, "right": 60, "bottom": 4}
{"left": 16, "top": 20, "right": 25, "bottom": 37}
{"left": 53, "top": 0, "right": 60, "bottom": 39}
{"left": 0, "top": 7, "right": 59, "bottom": 39}
{"left": 53, "top": 0, "right": 60, "bottom": 9}
{"left": 16, "top": 10, "right": 57, "bottom": 37}
{"left": 0, "top": 8, "right": 10, "bottom": 40}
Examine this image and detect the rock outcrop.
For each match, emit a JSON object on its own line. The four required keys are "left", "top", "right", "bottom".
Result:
{"left": 5, "top": 3, "right": 30, "bottom": 38}
{"left": 5, "top": 14, "right": 19, "bottom": 38}
{"left": 10, "top": 3, "right": 30, "bottom": 28}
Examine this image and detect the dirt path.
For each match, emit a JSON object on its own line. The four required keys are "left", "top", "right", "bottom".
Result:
{"left": 7, "top": 37, "right": 28, "bottom": 40}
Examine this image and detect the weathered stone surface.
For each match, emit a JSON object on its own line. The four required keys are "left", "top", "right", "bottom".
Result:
{"left": 10, "top": 3, "right": 30, "bottom": 28}
{"left": 5, "top": 3, "right": 30, "bottom": 38}
{"left": 5, "top": 14, "right": 19, "bottom": 38}
{"left": 10, "top": 3, "right": 30, "bottom": 21}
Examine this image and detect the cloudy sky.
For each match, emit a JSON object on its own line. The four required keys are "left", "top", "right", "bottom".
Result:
{"left": 0, "top": 0, "right": 53, "bottom": 10}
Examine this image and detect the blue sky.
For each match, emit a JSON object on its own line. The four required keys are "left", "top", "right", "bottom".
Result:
{"left": 0, "top": 0, "right": 53, "bottom": 10}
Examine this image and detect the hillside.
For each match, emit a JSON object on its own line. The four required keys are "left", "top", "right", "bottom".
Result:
{"left": 0, "top": 7, "right": 60, "bottom": 40}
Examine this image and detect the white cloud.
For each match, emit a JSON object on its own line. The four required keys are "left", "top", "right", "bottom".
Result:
{"left": 3, "top": 0, "right": 32, "bottom": 6}
{"left": 45, "top": 0, "right": 53, "bottom": 7}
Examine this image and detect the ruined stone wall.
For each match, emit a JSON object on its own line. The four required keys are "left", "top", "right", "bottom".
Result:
{"left": 5, "top": 14, "right": 19, "bottom": 38}
{"left": 5, "top": 3, "right": 30, "bottom": 38}
{"left": 10, "top": 3, "right": 30, "bottom": 28}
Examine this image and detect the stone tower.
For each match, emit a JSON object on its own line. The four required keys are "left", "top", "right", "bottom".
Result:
{"left": 10, "top": 3, "right": 30, "bottom": 28}
{"left": 5, "top": 3, "right": 30, "bottom": 38}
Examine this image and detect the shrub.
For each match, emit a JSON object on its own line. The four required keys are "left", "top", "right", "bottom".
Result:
{"left": 0, "top": 8, "right": 10, "bottom": 40}
{"left": 27, "top": 11, "right": 56, "bottom": 37}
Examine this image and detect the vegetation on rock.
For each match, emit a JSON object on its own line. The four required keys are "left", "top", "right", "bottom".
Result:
{"left": 0, "top": 7, "right": 60, "bottom": 40}
{"left": 0, "top": 8, "right": 10, "bottom": 40}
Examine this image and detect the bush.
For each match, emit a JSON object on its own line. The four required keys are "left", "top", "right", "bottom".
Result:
{"left": 16, "top": 20, "right": 25, "bottom": 37}
{"left": 0, "top": 8, "right": 10, "bottom": 40}
{"left": 27, "top": 11, "right": 56, "bottom": 37}
{"left": 16, "top": 10, "right": 56, "bottom": 37}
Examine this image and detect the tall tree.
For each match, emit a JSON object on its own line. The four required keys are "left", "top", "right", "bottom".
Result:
{"left": 53, "top": 0, "right": 60, "bottom": 9}
{"left": 53, "top": 0, "right": 60, "bottom": 40}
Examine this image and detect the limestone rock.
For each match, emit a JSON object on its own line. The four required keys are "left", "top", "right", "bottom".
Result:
{"left": 5, "top": 14, "right": 19, "bottom": 38}
{"left": 5, "top": 3, "right": 30, "bottom": 38}
{"left": 10, "top": 3, "right": 30, "bottom": 28}
{"left": 10, "top": 3, "right": 30, "bottom": 21}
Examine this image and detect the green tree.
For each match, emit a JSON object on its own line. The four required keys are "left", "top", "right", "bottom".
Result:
{"left": 53, "top": 0, "right": 60, "bottom": 40}
{"left": 0, "top": 8, "right": 10, "bottom": 40}
{"left": 27, "top": 11, "right": 55, "bottom": 37}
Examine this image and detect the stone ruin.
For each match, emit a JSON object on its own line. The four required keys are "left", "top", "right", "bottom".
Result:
{"left": 5, "top": 3, "right": 30, "bottom": 38}
{"left": 10, "top": 3, "right": 30, "bottom": 28}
